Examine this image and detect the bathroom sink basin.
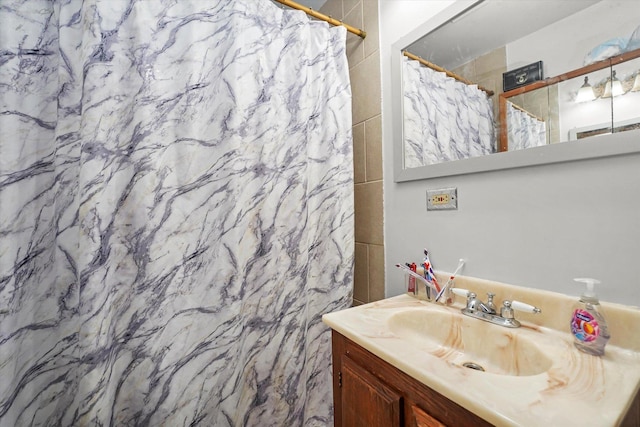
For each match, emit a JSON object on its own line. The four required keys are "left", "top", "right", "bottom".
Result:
{"left": 387, "top": 309, "right": 552, "bottom": 376}
{"left": 324, "top": 291, "right": 640, "bottom": 427}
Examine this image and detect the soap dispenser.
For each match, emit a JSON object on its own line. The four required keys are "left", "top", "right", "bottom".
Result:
{"left": 570, "top": 278, "right": 610, "bottom": 356}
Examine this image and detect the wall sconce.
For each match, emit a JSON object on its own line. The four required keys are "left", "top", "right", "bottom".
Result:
{"left": 631, "top": 73, "right": 640, "bottom": 92}
{"left": 602, "top": 70, "right": 624, "bottom": 98}
{"left": 576, "top": 76, "right": 596, "bottom": 102}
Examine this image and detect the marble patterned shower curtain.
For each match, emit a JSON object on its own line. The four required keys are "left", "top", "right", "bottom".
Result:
{"left": 402, "top": 56, "right": 495, "bottom": 167}
{"left": 0, "top": 1, "right": 353, "bottom": 426}
{"left": 506, "top": 102, "right": 547, "bottom": 151}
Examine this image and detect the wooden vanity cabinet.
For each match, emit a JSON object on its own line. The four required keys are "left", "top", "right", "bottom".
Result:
{"left": 331, "top": 329, "right": 640, "bottom": 426}
{"left": 331, "top": 331, "right": 493, "bottom": 427}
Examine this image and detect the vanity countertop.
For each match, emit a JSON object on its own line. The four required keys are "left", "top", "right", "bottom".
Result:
{"left": 322, "top": 277, "right": 640, "bottom": 427}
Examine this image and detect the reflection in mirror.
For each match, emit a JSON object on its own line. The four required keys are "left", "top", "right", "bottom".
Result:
{"left": 396, "top": 0, "right": 640, "bottom": 177}
{"left": 612, "top": 56, "right": 640, "bottom": 134}
{"left": 500, "top": 48, "right": 640, "bottom": 150}
{"left": 402, "top": 55, "right": 495, "bottom": 168}
{"left": 504, "top": 95, "right": 548, "bottom": 151}
{"left": 559, "top": 67, "right": 613, "bottom": 141}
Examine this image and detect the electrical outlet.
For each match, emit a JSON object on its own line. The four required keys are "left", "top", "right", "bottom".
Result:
{"left": 426, "top": 188, "right": 457, "bottom": 210}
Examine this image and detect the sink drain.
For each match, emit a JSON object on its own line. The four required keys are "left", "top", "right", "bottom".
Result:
{"left": 462, "top": 362, "right": 485, "bottom": 372}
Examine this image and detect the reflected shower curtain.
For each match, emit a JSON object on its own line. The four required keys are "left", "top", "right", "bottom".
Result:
{"left": 0, "top": 1, "right": 353, "bottom": 426}
{"left": 506, "top": 102, "right": 547, "bottom": 150}
{"left": 402, "top": 56, "right": 495, "bottom": 167}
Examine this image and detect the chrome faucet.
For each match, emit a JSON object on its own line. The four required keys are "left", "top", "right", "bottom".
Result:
{"left": 452, "top": 288, "right": 541, "bottom": 328}
{"left": 467, "top": 292, "right": 497, "bottom": 314}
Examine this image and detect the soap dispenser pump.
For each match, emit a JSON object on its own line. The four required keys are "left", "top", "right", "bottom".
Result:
{"left": 570, "top": 278, "right": 610, "bottom": 356}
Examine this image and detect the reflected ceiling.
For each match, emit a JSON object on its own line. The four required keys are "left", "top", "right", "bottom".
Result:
{"left": 406, "top": 0, "right": 600, "bottom": 70}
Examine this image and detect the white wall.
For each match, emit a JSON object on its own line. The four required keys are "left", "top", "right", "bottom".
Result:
{"left": 381, "top": 1, "right": 640, "bottom": 306}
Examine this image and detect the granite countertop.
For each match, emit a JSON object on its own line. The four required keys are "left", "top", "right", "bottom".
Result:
{"left": 322, "top": 275, "right": 640, "bottom": 427}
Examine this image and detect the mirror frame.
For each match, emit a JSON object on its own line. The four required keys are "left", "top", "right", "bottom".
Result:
{"left": 392, "top": 0, "right": 640, "bottom": 183}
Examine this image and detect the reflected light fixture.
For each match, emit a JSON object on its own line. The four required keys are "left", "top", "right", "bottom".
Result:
{"left": 632, "top": 73, "right": 640, "bottom": 92}
{"left": 602, "top": 70, "right": 624, "bottom": 98}
{"left": 576, "top": 76, "right": 596, "bottom": 102}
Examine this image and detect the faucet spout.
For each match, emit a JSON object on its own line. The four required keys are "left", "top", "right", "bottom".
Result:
{"left": 481, "top": 292, "right": 497, "bottom": 314}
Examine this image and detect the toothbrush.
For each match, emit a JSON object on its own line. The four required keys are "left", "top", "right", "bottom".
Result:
{"left": 422, "top": 249, "right": 441, "bottom": 292}
{"left": 435, "top": 258, "right": 465, "bottom": 303}
{"left": 395, "top": 264, "right": 438, "bottom": 292}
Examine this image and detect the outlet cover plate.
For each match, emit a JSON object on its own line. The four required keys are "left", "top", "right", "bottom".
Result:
{"left": 427, "top": 188, "right": 457, "bottom": 210}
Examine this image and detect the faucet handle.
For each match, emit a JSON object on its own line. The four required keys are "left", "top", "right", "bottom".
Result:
{"left": 451, "top": 288, "right": 478, "bottom": 310}
{"left": 510, "top": 300, "right": 541, "bottom": 314}
{"left": 450, "top": 287, "right": 470, "bottom": 298}
{"left": 464, "top": 292, "right": 481, "bottom": 311}
{"left": 500, "top": 300, "right": 514, "bottom": 319}
{"left": 501, "top": 300, "right": 541, "bottom": 319}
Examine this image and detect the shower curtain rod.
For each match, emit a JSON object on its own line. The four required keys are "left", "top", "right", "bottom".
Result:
{"left": 508, "top": 101, "right": 544, "bottom": 122}
{"left": 403, "top": 51, "right": 494, "bottom": 96}
{"left": 274, "top": 0, "right": 366, "bottom": 38}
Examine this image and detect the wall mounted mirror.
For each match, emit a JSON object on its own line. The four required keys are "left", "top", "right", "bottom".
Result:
{"left": 392, "top": 0, "right": 640, "bottom": 182}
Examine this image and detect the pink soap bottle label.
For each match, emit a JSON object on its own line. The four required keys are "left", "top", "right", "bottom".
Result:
{"left": 571, "top": 309, "right": 600, "bottom": 342}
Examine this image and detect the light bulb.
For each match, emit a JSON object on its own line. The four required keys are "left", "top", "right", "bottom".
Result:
{"left": 632, "top": 74, "right": 640, "bottom": 92}
{"left": 602, "top": 70, "right": 624, "bottom": 98}
{"left": 576, "top": 76, "right": 596, "bottom": 102}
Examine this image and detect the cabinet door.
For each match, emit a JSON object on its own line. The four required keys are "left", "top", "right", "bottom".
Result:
{"left": 341, "top": 355, "right": 402, "bottom": 427}
{"left": 411, "top": 404, "right": 447, "bottom": 427}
